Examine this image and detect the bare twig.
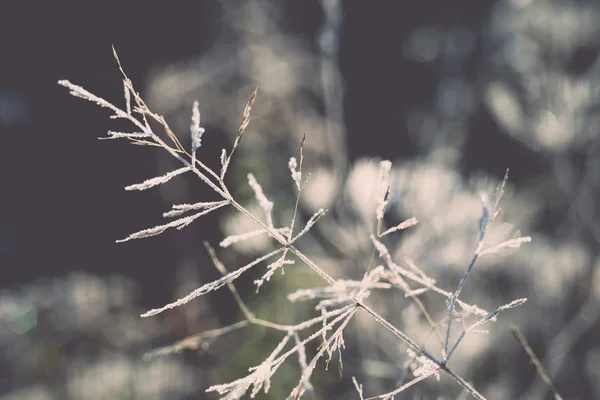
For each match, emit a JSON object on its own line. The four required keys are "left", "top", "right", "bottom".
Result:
{"left": 511, "top": 325, "right": 563, "bottom": 400}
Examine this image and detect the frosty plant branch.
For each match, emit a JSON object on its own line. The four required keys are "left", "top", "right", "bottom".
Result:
{"left": 59, "top": 49, "right": 530, "bottom": 400}
{"left": 442, "top": 169, "right": 531, "bottom": 365}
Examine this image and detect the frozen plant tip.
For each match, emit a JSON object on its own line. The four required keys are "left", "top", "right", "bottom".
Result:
{"left": 190, "top": 100, "right": 205, "bottom": 168}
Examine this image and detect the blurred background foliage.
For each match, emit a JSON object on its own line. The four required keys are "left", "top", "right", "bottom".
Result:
{"left": 1, "top": 0, "right": 600, "bottom": 398}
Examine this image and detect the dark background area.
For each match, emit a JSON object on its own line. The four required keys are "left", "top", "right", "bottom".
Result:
{"left": 1, "top": 1, "right": 600, "bottom": 399}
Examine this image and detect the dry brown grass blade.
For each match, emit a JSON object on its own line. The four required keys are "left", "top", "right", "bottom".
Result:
{"left": 510, "top": 324, "right": 563, "bottom": 400}
{"left": 142, "top": 320, "right": 249, "bottom": 360}
{"left": 112, "top": 46, "right": 188, "bottom": 156}
{"left": 129, "top": 139, "right": 162, "bottom": 147}
{"left": 219, "top": 87, "right": 259, "bottom": 179}
{"left": 112, "top": 45, "right": 129, "bottom": 81}
{"left": 128, "top": 138, "right": 186, "bottom": 153}
{"left": 231, "top": 87, "right": 258, "bottom": 156}
{"left": 492, "top": 168, "right": 510, "bottom": 222}
{"left": 288, "top": 132, "right": 307, "bottom": 240}
{"left": 157, "top": 115, "right": 188, "bottom": 155}
{"left": 204, "top": 241, "right": 255, "bottom": 321}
